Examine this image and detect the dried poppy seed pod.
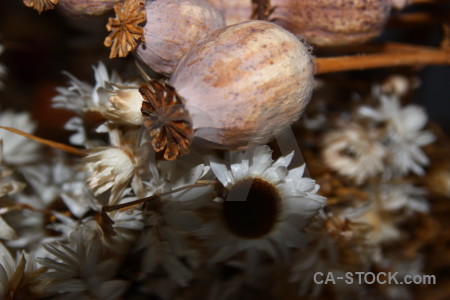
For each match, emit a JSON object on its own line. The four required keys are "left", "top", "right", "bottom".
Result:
{"left": 57, "top": 0, "right": 120, "bottom": 18}
{"left": 270, "top": 0, "right": 392, "bottom": 47}
{"left": 135, "top": 0, "right": 225, "bottom": 77}
{"left": 204, "top": 0, "right": 252, "bottom": 25}
{"left": 169, "top": 20, "right": 314, "bottom": 150}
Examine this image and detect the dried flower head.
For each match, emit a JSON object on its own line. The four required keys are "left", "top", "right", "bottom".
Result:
{"left": 0, "top": 140, "right": 26, "bottom": 200}
{"left": 104, "top": 0, "right": 146, "bottom": 58}
{"left": 0, "top": 110, "right": 41, "bottom": 165}
{"left": 84, "top": 147, "right": 135, "bottom": 204}
{"left": 291, "top": 210, "right": 377, "bottom": 296}
{"left": 0, "top": 244, "right": 42, "bottom": 299}
{"left": 200, "top": 146, "right": 326, "bottom": 262}
{"left": 359, "top": 95, "right": 435, "bottom": 176}
{"left": 140, "top": 80, "right": 193, "bottom": 161}
{"left": 37, "top": 233, "right": 128, "bottom": 299}
{"left": 103, "top": 87, "right": 145, "bottom": 126}
{"left": 322, "top": 123, "right": 386, "bottom": 184}
{"left": 23, "top": 0, "right": 58, "bottom": 14}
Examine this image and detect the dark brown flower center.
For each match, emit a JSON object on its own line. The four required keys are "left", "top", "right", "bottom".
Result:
{"left": 222, "top": 177, "right": 281, "bottom": 239}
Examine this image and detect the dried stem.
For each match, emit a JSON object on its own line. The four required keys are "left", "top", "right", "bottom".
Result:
{"left": 412, "top": 0, "right": 450, "bottom": 3}
{"left": 0, "top": 203, "right": 55, "bottom": 216}
{"left": 389, "top": 12, "right": 450, "bottom": 26}
{"left": 0, "top": 126, "right": 87, "bottom": 156}
{"left": 102, "top": 180, "right": 216, "bottom": 213}
{"left": 314, "top": 44, "right": 450, "bottom": 74}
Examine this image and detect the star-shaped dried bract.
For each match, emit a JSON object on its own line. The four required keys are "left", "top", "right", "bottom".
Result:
{"left": 140, "top": 80, "right": 193, "bottom": 161}
{"left": 104, "top": 0, "right": 146, "bottom": 59}
{"left": 23, "top": 0, "right": 58, "bottom": 14}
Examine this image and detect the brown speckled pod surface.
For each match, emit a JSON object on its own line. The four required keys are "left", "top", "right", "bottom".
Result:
{"left": 170, "top": 20, "right": 314, "bottom": 150}
{"left": 271, "top": 0, "right": 392, "bottom": 47}
{"left": 204, "top": 0, "right": 252, "bottom": 25}
{"left": 135, "top": 0, "right": 225, "bottom": 77}
{"left": 57, "top": 0, "right": 119, "bottom": 18}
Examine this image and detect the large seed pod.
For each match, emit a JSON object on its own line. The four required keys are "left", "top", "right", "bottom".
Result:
{"left": 204, "top": 0, "right": 252, "bottom": 25}
{"left": 135, "top": 0, "right": 225, "bottom": 77}
{"left": 57, "top": 0, "right": 120, "bottom": 18}
{"left": 169, "top": 20, "right": 314, "bottom": 150}
{"left": 270, "top": 0, "right": 392, "bottom": 47}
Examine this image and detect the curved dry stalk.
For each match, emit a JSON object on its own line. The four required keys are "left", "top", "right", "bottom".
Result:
{"left": 0, "top": 126, "right": 86, "bottom": 156}
{"left": 412, "top": 0, "right": 450, "bottom": 3}
{"left": 102, "top": 180, "right": 217, "bottom": 213}
{"left": 314, "top": 44, "right": 450, "bottom": 74}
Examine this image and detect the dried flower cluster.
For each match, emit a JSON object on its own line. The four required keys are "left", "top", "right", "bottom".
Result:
{"left": 3, "top": 0, "right": 450, "bottom": 299}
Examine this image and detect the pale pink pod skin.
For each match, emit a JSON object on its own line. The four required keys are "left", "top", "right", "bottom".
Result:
{"left": 204, "top": 0, "right": 252, "bottom": 25}
{"left": 57, "top": 0, "right": 119, "bottom": 18}
{"left": 170, "top": 20, "right": 314, "bottom": 150}
{"left": 135, "top": 0, "right": 226, "bottom": 77}
{"left": 270, "top": 0, "right": 392, "bottom": 47}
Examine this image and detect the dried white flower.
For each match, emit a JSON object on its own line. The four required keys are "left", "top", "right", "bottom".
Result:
{"left": 200, "top": 145, "right": 326, "bottom": 263}
{"left": 102, "top": 87, "right": 145, "bottom": 126}
{"left": 48, "top": 210, "right": 142, "bottom": 256}
{"left": 5, "top": 205, "right": 46, "bottom": 248}
{"left": 322, "top": 123, "right": 386, "bottom": 184}
{"left": 291, "top": 209, "right": 380, "bottom": 297}
{"left": 37, "top": 232, "right": 128, "bottom": 299}
{"left": 0, "top": 217, "right": 17, "bottom": 240}
{"left": 0, "top": 243, "right": 41, "bottom": 298}
{"left": 0, "top": 110, "right": 41, "bottom": 165}
{"left": 84, "top": 147, "right": 135, "bottom": 204}
{"left": 53, "top": 62, "right": 124, "bottom": 113}
{"left": 135, "top": 157, "right": 214, "bottom": 286}
{"left": 52, "top": 62, "right": 141, "bottom": 146}
{"left": 379, "top": 75, "right": 418, "bottom": 98}
{"left": 0, "top": 140, "right": 26, "bottom": 201}
{"left": 371, "top": 182, "right": 429, "bottom": 213}
{"left": 359, "top": 95, "right": 435, "bottom": 176}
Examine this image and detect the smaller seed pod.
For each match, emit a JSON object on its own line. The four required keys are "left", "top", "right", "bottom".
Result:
{"left": 204, "top": 0, "right": 252, "bottom": 25}
{"left": 138, "top": 20, "right": 314, "bottom": 160}
{"left": 270, "top": 0, "right": 392, "bottom": 47}
{"left": 135, "top": 0, "right": 225, "bottom": 77}
{"left": 57, "top": 0, "right": 120, "bottom": 18}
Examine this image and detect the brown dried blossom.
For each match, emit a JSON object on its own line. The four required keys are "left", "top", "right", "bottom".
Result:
{"left": 104, "top": 0, "right": 146, "bottom": 58}
{"left": 324, "top": 215, "right": 373, "bottom": 267}
{"left": 23, "top": 0, "right": 58, "bottom": 14}
{"left": 140, "top": 80, "right": 193, "bottom": 161}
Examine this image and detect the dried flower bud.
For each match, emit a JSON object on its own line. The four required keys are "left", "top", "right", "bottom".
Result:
{"left": 204, "top": 0, "right": 252, "bottom": 25}
{"left": 135, "top": 0, "right": 225, "bottom": 77}
{"left": 57, "top": 0, "right": 120, "bottom": 18}
{"left": 103, "top": 88, "right": 146, "bottom": 126}
{"left": 270, "top": 0, "right": 392, "bottom": 47}
{"left": 169, "top": 20, "right": 314, "bottom": 150}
